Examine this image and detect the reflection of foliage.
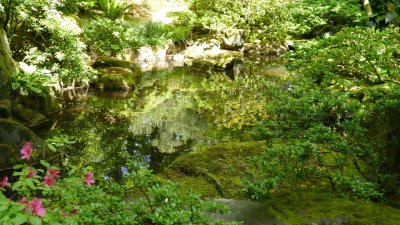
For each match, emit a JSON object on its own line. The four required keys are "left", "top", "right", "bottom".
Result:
{"left": 44, "top": 64, "right": 279, "bottom": 178}
{"left": 129, "top": 69, "right": 219, "bottom": 153}
{"left": 193, "top": 63, "right": 285, "bottom": 129}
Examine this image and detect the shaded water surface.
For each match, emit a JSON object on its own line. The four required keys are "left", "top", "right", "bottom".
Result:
{"left": 37, "top": 60, "right": 286, "bottom": 179}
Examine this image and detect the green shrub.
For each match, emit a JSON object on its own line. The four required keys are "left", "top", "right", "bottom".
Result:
{"left": 244, "top": 27, "right": 400, "bottom": 200}
{"left": 83, "top": 17, "right": 192, "bottom": 55}
{"left": 287, "top": 0, "right": 365, "bottom": 37}
{"left": 97, "top": 0, "right": 131, "bottom": 21}
{"left": 1, "top": 0, "right": 94, "bottom": 87}
{"left": 0, "top": 142, "right": 229, "bottom": 224}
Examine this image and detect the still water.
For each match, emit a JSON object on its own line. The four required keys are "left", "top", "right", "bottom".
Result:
{"left": 37, "top": 60, "right": 286, "bottom": 179}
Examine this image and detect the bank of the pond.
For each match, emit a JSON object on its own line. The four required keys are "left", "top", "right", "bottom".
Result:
{"left": 162, "top": 141, "right": 265, "bottom": 199}
{"left": 164, "top": 141, "right": 400, "bottom": 225}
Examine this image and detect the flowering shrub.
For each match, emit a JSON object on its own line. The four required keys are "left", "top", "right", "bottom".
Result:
{"left": 0, "top": 142, "right": 229, "bottom": 224}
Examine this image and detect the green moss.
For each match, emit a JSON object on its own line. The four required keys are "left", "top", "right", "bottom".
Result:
{"left": 266, "top": 187, "right": 400, "bottom": 225}
{"left": 0, "top": 119, "right": 45, "bottom": 167}
{"left": 162, "top": 141, "right": 265, "bottom": 199}
{"left": 93, "top": 56, "right": 140, "bottom": 71}
{"left": 96, "top": 67, "right": 137, "bottom": 90}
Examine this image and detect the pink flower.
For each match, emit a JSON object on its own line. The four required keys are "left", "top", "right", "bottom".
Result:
{"left": 0, "top": 176, "right": 11, "bottom": 188}
{"left": 84, "top": 172, "right": 95, "bottom": 187}
{"left": 19, "top": 197, "right": 46, "bottom": 217}
{"left": 18, "top": 197, "right": 29, "bottom": 206}
{"left": 42, "top": 176, "right": 56, "bottom": 187}
{"left": 48, "top": 167, "right": 60, "bottom": 178}
{"left": 30, "top": 198, "right": 46, "bottom": 217}
{"left": 27, "top": 167, "right": 37, "bottom": 178}
{"left": 20, "top": 142, "right": 33, "bottom": 160}
{"left": 18, "top": 197, "right": 30, "bottom": 212}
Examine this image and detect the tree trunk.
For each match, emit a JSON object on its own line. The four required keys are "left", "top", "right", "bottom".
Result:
{"left": 0, "top": 28, "right": 18, "bottom": 99}
{"left": 363, "top": 0, "right": 373, "bottom": 18}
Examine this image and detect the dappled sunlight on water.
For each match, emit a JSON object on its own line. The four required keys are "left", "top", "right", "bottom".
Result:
{"left": 38, "top": 60, "right": 287, "bottom": 179}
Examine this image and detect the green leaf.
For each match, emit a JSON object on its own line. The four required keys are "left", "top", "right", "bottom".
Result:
{"left": 12, "top": 82, "right": 20, "bottom": 90}
{"left": 20, "top": 88, "right": 28, "bottom": 96}
{"left": 0, "top": 202, "right": 9, "bottom": 211}
{"left": 30, "top": 86, "right": 42, "bottom": 94}
{"left": 25, "top": 179, "right": 36, "bottom": 190}
{"left": 40, "top": 160, "right": 50, "bottom": 168}
{"left": 13, "top": 164, "right": 24, "bottom": 170}
{"left": 68, "top": 166, "right": 78, "bottom": 176}
{"left": 12, "top": 214, "right": 28, "bottom": 225}
{"left": 29, "top": 216, "right": 42, "bottom": 225}
{"left": 0, "top": 193, "right": 7, "bottom": 202}
{"left": 47, "top": 143, "right": 57, "bottom": 152}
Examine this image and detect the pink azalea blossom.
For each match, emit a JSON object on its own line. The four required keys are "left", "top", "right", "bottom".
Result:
{"left": 18, "top": 197, "right": 30, "bottom": 212}
{"left": 18, "top": 197, "right": 29, "bottom": 206}
{"left": 27, "top": 166, "right": 37, "bottom": 178}
{"left": 0, "top": 176, "right": 11, "bottom": 188}
{"left": 48, "top": 167, "right": 60, "bottom": 178}
{"left": 20, "top": 142, "right": 33, "bottom": 160}
{"left": 84, "top": 172, "right": 95, "bottom": 187}
{"left": 30, "top": 198, "right": 46, "bottom": 217}
{"left": 19, "top": 197, "right": 46, "bottom": 217}
{"left": 42, "top": 176, "right": 56, "bottom": 187}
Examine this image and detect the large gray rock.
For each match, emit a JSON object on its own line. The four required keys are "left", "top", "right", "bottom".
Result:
{"left": 0, "top": 99, "right": 11, "bottom": 118}
{"left": 187, "top": 50, "right": 243, "bottom": 71}
{"left": 222, "top": 29, "right": 244, "bottom": 52}
{"left": 12, "top": 104, "right": 48, "bottom": 127}
{"left": 0, "top": 70, "right": 11, "bottom": 100}
{"left": 0, "top": 119, "right": 45, "bottom": 168}
{"left": 93, "top": 56, "right": 139, "bottom": 71}
{"left": 212, "top": 199, "right": 279, "bottom": 225}
{"left": 95, "top": 67, "right": 137, "bottom": 91}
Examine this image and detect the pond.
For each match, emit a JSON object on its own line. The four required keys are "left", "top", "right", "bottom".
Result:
{"left": 36, "top": 59, "right": 287, "bottom": 180}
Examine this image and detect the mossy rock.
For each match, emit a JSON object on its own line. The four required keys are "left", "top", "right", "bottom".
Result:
{"left": 0, "top": 70, "right": 11, "bottom": 100}
{"left": 93, "top": 56, "right": 140, "bottom": 72}
{"left": 267, "top": 187, "right": 400, "bottom": 225}
{"left": 0, "top": 119, "right": 45, "bottom": 168}
{"left": 189, "top": 50, "right": 243, "bottom": 71}
{"left": 162, "top": 141, "right": 265, "bottom": 199}
{"left": 95, "top": 67, "right": 137, "bottom": 91}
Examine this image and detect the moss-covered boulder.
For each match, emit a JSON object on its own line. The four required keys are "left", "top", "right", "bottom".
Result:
{"left": 0, "top": 119, "right": 45, "bottom": 168}
{"left": 15, "top": 93, "right": 62, "bottom": 116}
{"left": 0, "top": 99, "right": 11, "bottom": 118}
{"left": 12, "top": 104, "right": 48, "bottom": 127}
{"left": 186, "top": 49, "right": 243, "bottom": 71}
{"left": 93, "top": 56, "right": 139, "bottom": 71}
{"left": 162, "top": 142, "right": 265, "bottom": 199}
{"left": 0, "top": 70, "right": 11, "bottom": 100}
{"left": 266, "top": 187, "right": 400, "bottom": 225}
{"left": 95, "top": 67, "right": 137, "bottom": 91}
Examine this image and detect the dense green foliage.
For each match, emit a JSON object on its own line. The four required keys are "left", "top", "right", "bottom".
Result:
{"left": 287, "top": 0, "right": 365, "bottom": 37}
{"left": 83, "top": 18, "right": 191, "bottom": 56}
{"left": 187, "top": 0, "right": 365, "bottom": 42}
{"left": 0, "top": 0, "right": 94, "bottom": 88}
{"left": 0, "top": 144, "right": 229, "bottom": 224}
{"left": 245, "top": 26, "right": 400, "bottom": 200}
{"left": 3, "top": 0, "right": 400, "bottom": 223}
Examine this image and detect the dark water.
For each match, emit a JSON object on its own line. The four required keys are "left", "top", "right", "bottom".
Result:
{"left": 36, "top": 61, "right": 287, "bottom": 179}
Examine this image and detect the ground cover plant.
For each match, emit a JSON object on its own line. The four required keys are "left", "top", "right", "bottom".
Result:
{"left": 0, "top": 142, "right": 230, "bottom": 224}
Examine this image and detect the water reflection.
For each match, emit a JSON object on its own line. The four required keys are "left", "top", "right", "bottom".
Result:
{"left": 39, "top": 60, "right": 287, "bottom": 179}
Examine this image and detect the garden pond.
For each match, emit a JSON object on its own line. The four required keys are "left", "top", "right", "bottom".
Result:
{"left": 34, "top": 59, "right": 288, "bottom": 180}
